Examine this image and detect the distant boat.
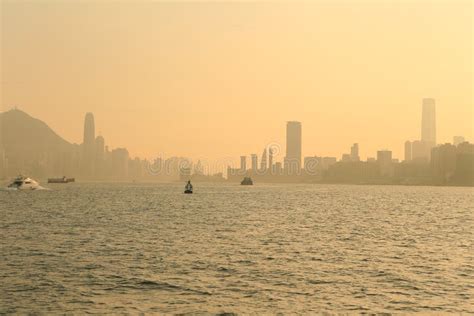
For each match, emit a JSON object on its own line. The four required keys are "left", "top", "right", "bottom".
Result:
{"left": 184, "top": 180, "right": 193, "bottom": 194}
{"left": 7, "top": 175, "right": 41, "bottom": 190}
{"left": 48, "top": 176, "right": 75, "bottom": 184}
{"left": 241, "top": 177, "right": 253, "bottom": 185}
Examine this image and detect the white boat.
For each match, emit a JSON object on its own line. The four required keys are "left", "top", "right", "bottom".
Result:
{"left": 7, "top": 175, "right": 41, "bottom": 190}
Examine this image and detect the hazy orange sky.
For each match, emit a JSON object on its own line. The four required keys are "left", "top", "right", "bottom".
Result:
{"left": 1, "top": 0, "right": 472, "bottom": 163}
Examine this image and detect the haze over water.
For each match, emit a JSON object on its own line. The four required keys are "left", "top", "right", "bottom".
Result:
{"left": 1, "top": 183, "right": 473, "bottom": 314}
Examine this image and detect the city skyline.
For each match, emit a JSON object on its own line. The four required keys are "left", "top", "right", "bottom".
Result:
{"left": 1, "top": 1, "right": 472, "bottom": 161}
{"left": 1, "top": 97, "right": 471, "bottom": 165}
{"left": 2, "top": 96, "right": 472, "bottom": 186}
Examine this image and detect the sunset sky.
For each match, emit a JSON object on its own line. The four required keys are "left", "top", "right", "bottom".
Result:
{"left": 1, "top": 0, "right": 472, "bottom": 163}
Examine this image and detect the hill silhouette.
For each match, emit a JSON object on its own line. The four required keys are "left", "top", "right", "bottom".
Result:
{"left": 0, "top": 109, "right": 74, "bottom": 155}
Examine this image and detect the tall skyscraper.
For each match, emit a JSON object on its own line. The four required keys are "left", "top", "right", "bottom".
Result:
{"left": 83, "top": 112, "right": 96, "bottom": 176}
{"left": 251, "top": 154, "right": 258, "bottom": 172}
{"left": 268, "top": 147, "right": 274, "bottom": 173}
{"left": 260, "top": 148, "right": 267, "bottom": 171}
{"left": 350, "top": 143, "right": 360, "bottom": 161}
{"left": 240, "top": 155, "right": 247, "bottom": 172}
{"left": 285, "top": 121, "right": 302, "bottom": 175}
{"left": 421, "top": 98, "right": 436, "bottom": 145}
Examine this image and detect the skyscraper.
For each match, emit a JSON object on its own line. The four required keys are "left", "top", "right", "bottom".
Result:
{"left": 285, "top": 121, "right": 302, "bottom": 175}
{"left": 251, "top": 154, "right": 258, "bottom": 172}
{"left": 421, "top": 98, "right": 436, "bottom": 145}
{"left": 240, "top": 155, "right": 247, "bottom": 172}
{"left": 260, "top": 148, "right": 267, "bottom": 171}
{"left": 350, "top": 143, "right": 360, "bottom": 161}
{"left": 83, "top": 112, "right": 96, "bottom": 176}
{"left": 268, "top": 147, "right": 274, "bottom": 173}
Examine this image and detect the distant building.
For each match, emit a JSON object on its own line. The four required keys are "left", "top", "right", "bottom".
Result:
{"left": 179, "top": 165, "right": 192, "bottom": 181}
{"left": 404, "top": 141, "right": 412, "bottom": 162}
{"left": 453, "top": 136, "right": 465, "bottom": 146}
{"left": 95, "top": 135, "right": 105, "bottom": 176}
{"left": 341, "top": 154, "right": 351, "bottom": 162}
{"left": 304, "top": 156, "right": 322, "bottom": 175}
{"left": 412, "top": 140, "right": 430, "bottom": 163}
{"left": 285, "top": 121, "right": 302, "bottom": 175}
{"left": 431, "top": 143, "right": 457, "bottom": 182}
{"left": 268, "top": 148, "right": 274, "bottom": 173}
{"left": 322, "top": 157, "right": 337, "bottom": 169}
{"left": 377, "top": 150, "right": 393, "bottom": 176}
{"left": 111, "top": 148, "right": 129, "bottom": 178}
{"left": 240, "top": 155, "right": 247, "bottom": 172}
{"left": 251, "top": 154, "right": 258, "bottom": 172}
{"left": 453, "top": 142, "right": 474, "bottom": 185}
{"left": 274, "top": 162, "right": 283, "bottom": 175}
{"left": 260, "top": 148, "right": 267, "bottom": 172}
{"left": 350, "top": 143, "right": 360, "bottom": 161}
{"left": 194, "top": 160, "right": 204, "bottom": 175}
{"left": 130, "top": 157, "right": 144, "bottom": 179}
{"left": 82, "top": 112, "right": 96, "bottom": 176}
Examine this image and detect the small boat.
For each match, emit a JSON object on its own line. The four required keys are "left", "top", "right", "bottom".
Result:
{"left": 184, "top": 180, "right": 193, "bottom": 194}
{"left": 48, "top": 176, "right": 75, "bottom": 184}
{"left": 241, "top": 177, "right": 253, "bottom": 185}
{"left": 7, "top": 175, "right": 41, "bottom": 190}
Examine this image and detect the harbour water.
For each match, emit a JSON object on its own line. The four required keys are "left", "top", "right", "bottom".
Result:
{"left": 1, "top": 183, "right": 473, "bottom": 313}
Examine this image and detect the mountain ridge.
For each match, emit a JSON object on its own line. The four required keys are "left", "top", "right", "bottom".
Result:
{"left": 0, "top": 108, "right": 75, "bottom": 154}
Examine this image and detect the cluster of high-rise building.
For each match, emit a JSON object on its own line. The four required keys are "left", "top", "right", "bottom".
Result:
{"left": 80, "top": 112, "right": 131, "bottom": 179}
{"left": 404, "top": 98, "right": 437, "bottom": 163}
{"left": 227, "top": 98, "right": 473, "bottom": 185}
{"left": 1, "top": 98, "right": 472, "bottom": 185}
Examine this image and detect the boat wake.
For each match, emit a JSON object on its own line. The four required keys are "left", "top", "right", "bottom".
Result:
{"left": 2, "top": 185, "right": 50, "bottom": 191}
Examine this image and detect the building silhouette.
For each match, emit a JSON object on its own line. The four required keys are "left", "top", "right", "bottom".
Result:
{"left": 285, "top": 121, "right": 302, "bottom": 175}
{"left": 377, "top": 150, "right": 393, "bottom": 176}
{"left": 95, "top": 135, "right": 105, "bottom": 176}
{"left": 82, "top": 112, "right": 96, "bottom": 176}
{"left": 240, "top": 155, "right": 247, "bottom": 172}
{"left": 268, "top": 148, "right": 274, "bottom": 173}
{"left": 260, "top": 148, "right": 267, "bottom": 172}
{"left": 341, "top": 154, "right": 351, "bottom": 162}
{"left": 404, "top": 140, "right": 412, "bottom": 162}
{"left": 110, "top": 148, "right": 129, "bottom": 178}
{"left": 350, "top": 143, "right": 360, "bottom": 161}
{"left": 251, "top": 154, "right": 258, "bottom": 172}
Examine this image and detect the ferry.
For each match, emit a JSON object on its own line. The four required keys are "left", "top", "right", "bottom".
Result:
{"left": 48, "top": 176, "right": 75, "bottom": 184}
